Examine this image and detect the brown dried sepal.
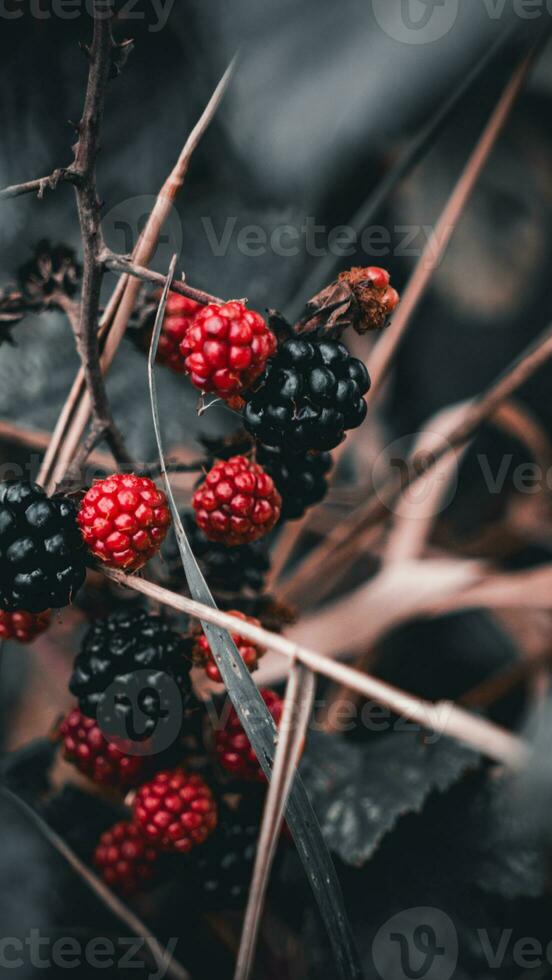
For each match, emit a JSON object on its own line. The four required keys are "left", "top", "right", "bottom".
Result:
{"left": 295, "top": 266, "right": 399, "bottom": 337}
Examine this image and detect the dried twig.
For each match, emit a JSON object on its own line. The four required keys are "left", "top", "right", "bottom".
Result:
{"left": 280, "top": 320, "right": 552, "bottom": 605}
{"left": 288, "top": 25, "right": 516, "bottom": 317}
{"left": 102, "top": 567, "right": 528, "bottom": 768}
{"left": 234, "top": 663, "right": 315, "bottom": 980}
{"left": 38, "top": 58, "right": 235, "bottom": 491}
{"left": 38, "top": 276, "right": 129, "bottom": 490}
{"left": 271, "top": 39, "right": 542, "bottom": 590}
{"left": 69, "top": 2, "right": 131, "bottom": 468}
{"left": 1, "top": 788, "right": 191, "bottom": 980}
{"left": 0, "top": 168, "right": 78, "bottom": 202}
{"left": 101, "top": 252, "right": 224, "bottom": 305}
{"left": 366, "top": 42, "right": 541, "bottom": 402}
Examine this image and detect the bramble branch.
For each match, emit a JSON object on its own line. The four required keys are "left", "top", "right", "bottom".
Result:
{"left": 101, "top": 250, "right": 225, "bottom": 306}
{"left": 69, "top": 3, "right": 132, "bottom": 470}
{"left": 0, "top": 167, "right": 80, "bottom": 202}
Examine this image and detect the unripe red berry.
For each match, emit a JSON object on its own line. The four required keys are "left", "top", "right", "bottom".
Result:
{"left": 214, "top": 688, "right": 284, "bottom": 782}
{"left": 77, "top": 473, "right": 171, "bottom": 572}
{"left": 192, "top": 610, "right": 265, "bottom": 683}
{"left": 94, "top": 821, "right": 160, "bottom": 895}
{"left": 0, "top": 609, "right": 51, "bottom": 643}
{"left": 180, "top": 301, "right": 277, "bottom": 400}
{"left": 59, "top": 707, "right": 149, "bottom": 788}
{"left": 192, "top": 456, "right": 281, "bottom": 547}
{"left": 133, "top": 769, "right": 217, "bottom": 853}
{"left": 363, "top": 266, "right": 390, "bottom": 290}
{"left": 157, "top": 293, "right": 203, "bottom": 373}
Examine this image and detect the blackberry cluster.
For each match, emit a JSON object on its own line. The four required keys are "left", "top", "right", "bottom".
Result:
{"left": 244, "top": 338, "right": 370, "bottom": 452}
{"left": 188, "top": 802, "right": 260, "bottom": 910}
{"left": 0, "top": 481, "right": 86, "bottom": 613}
{"left": 163, "top": 512, "right": 270, "bottom": 594}
{"left": 69, "top": 608, "right": 192, "bottom": 738}
{"left": 257, "top": 445, "right": 332, "bottom": 520}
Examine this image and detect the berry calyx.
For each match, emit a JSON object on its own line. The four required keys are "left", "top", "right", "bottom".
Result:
{"left": 59, "top": 707, "right": 149, "bottom": 788}
{"left": 0, "top": 609, "right": 51, "bottom": 643}
{"left": 0, "top": 480, "right": 86, "bottom": 613}
{"left": 133, "top": 769, "right": 217, "bottom": 853}
{"left": 180, "top": 301, "right": 277, "bottom": 400}
{"left": 94, "top": 821, "right": 160, "bottom": 896}
{"left": 214, "top": 688, "right": 283, "bottom": 781}
{"left": 77, "top": 473, "right": 171, "bottom": 572}
{"left": 157, "top": 293, "right": 203, "bottom": 373}
{"left": 338, "top": 266, "right": 399, "bottom": 333}
{"left": 192, "top": 456, "right": 281, "bottom": 546}
{"left": 192, "top": 610, "right": 265, "bottom": 683}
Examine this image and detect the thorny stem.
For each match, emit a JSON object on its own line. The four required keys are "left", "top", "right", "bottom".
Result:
{"left": 102, "top": 250, "right": 225, "bottom": 306}
{"left": 0, "top": 168, "right": 80, "bottom": 201}
{"left": 38, "top": 60, "right": 235, "bottom": 491}
{"left": 70, "top": 4, "right": 131, "bottom": 471}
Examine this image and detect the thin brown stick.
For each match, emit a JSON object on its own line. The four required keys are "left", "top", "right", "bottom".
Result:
{"left": 234, "top": 663, "right": 315, "bottom": 980}
{"left": 0, "top": 168, "right": 78, "bottom": 201}
{"left": 2, "top": 788, "right": 191, "bottom": 980}
{"left": 101, "top": 567, "right": 527, "bottom": 768}
{"left": 102, "top": 252, "right": 225, "bottom": 305}
{"left": 269, "top": 43, "right": 539, "bottom": 591}
{"left": 41, "top": 59, "right": 235, "bottom": 491}
{"left": 280, "top": 320, "right": 552, "bottom": 605}
{"left": 367, "top": 43, "right": 540, "bottom": 402}
{"left": 38, "top": 275, "right": 129, "bottom": 490}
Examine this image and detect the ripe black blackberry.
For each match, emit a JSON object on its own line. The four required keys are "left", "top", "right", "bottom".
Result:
{"left": 69, "top": 608, "right": 192, "bottom": 739}
{"left": 188, "top": 802, "right": 261, "bottom": 910}
{"left": 0, "top": 481, "right": 86, "bottom": 613}
{"left": 244, "top": 338, "right": 370, "bottom": 452}
{"left": 163, "top": 512, "right": 270, "bottom": 594}
{"left": 257, "top": 445, "right": 332, "bottom": 520}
